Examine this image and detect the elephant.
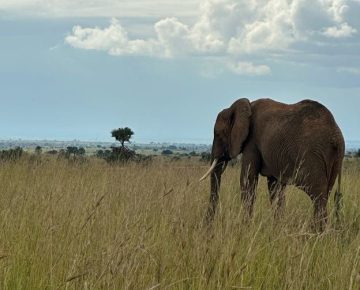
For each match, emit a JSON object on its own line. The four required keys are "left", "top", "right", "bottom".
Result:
{"left": 200, "top": 98, "right": 345, "bottom": 231}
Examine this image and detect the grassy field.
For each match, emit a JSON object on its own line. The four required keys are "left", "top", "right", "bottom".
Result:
{"left": 0, "top": 157, "right": 360, "bottom": 289}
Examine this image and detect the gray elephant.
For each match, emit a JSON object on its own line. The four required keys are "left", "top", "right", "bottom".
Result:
{"left": 200, "top": 98, "right": 345, "bottom": 231}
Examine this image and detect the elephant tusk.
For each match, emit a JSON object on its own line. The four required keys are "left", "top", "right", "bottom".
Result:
{"left": 199, "top": 159, "right": 218, "bottom": 181}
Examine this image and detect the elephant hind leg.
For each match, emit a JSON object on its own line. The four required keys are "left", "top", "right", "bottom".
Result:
{"left": 313, "top": 195, "right": 329, "bottom": 232}
{"left": 328, "top": 159, "right": 343, "bottom": 225}
{"left": 307, "top": 183, "right": 330, "bottom": 232}
{"left": 267, "top": 176, "right": 286, "bottom": 219}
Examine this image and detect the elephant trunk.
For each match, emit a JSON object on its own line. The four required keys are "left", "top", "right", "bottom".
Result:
{"left": 206, "top": 158, "right": 223, "bottom": 222}
{"left": 210, "top": 163, "right": 222, "bottom": 195}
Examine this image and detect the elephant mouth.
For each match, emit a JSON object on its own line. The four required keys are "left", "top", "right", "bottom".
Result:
{"left": 222, "top": 153, "right": 231, "bottom": 162}
{"left": 214, "top": 152, "right": 231, "bottom": 163}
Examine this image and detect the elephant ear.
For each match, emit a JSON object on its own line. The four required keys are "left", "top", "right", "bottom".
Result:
{"left": 229, "top": 98, "right": 252, "bottom": 158}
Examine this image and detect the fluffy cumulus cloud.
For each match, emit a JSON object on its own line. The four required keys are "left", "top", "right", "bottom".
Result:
{"left": 64, "top": 0, "right": 360, "bottom": 75}
{"left": 66, "top": 19, "right": 161, "bottom": 56}
{"left": 323, "top": 22, "right": 357, "bottom": 38}
{"left": 227, "top": 61, "right": 271, "bottom": 76}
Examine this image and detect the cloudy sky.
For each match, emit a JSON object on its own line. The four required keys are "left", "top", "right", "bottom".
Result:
{"left": 1, "top": 0, "right": 360, "bottom": 144}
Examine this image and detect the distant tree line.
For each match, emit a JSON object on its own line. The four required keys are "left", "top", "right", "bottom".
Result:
{"left": 0, "top": 147, "right": 24, "bottom": 161}
{"left": 3, "top": 127, "right": 360, "bottom": 165}
{"left": 65, "top": 146, "right": 86, "bottom": 158}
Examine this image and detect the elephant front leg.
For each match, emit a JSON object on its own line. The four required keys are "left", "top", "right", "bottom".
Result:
{"left": 240, "top": 164, "right": 259, "bottom": 219}
{"left": 267, "top": 176, "right": 286, "bottom": 219}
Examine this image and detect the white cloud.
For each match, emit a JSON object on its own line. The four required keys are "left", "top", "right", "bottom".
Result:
{"left": 323, "top": 22, "right": 357, "bottom": 38}
{"left": 326, "top": 0, "right": 349, "bottom": 23}
{"left": 62, "top": 0, "right": 360, "bottom": 76}
{"left": 154, "top": 18, "right": 193, "bottom": 57}
{"left": 65, "top": 18, "right": 162, "bottom": 56}
{"left": 227, "top": 61, "right": 271, "bottom": 76}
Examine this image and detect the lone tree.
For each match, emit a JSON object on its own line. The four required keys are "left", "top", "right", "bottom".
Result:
{"left": 111, "top": 127, "right": 134, "bottom": 148}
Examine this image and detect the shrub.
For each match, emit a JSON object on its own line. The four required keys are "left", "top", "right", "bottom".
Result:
{"left": 106, "top": 147, "right": 136, "bottom": 163}
{"left": 0, "top": 147, "right": 24, "bottom": 161}
{"left": 162, "top": 149, "right": 173, "bottom": 155}
{"left": 35, "top": 146, "right": 42, "bottom": 155}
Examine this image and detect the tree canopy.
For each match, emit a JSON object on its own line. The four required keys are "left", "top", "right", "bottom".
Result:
{"left": 111, "top": 127, "right": 134, "bottom": 148}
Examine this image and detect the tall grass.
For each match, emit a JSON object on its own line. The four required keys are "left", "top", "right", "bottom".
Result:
{"left": 0, "top": 157, "right": 359, "bottom": 289}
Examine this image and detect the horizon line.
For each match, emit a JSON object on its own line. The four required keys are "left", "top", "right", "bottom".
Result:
{"left": 1, "top": 138, "right": 360, "bottom": 147}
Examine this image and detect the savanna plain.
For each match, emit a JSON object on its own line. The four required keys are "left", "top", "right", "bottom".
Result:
{"left": 0, "top": 156, "right": 360, "bottom": 290}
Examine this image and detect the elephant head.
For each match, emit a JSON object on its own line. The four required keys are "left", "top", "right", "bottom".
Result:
{"left": 200, "top": 98, "right": 252, "bottom": 181}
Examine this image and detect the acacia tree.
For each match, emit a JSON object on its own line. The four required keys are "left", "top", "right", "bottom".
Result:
{"left": 111, "top": 127, "right": 134, "bottom": 148}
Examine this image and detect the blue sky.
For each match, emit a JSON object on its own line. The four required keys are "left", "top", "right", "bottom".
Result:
{"left": 0, "top": 0, "right": 360, "bottom": 144}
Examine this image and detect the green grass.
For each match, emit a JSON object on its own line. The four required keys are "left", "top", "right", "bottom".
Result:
{"left": 0, "top": 157, "right": 359, "bottom": 289}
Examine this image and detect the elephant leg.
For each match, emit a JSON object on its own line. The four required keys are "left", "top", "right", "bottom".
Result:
{"left": 313, "top": 195, "right": 329, "bottom": 232}
{"left": 240, "top": 169, "right": 258, "bottom": 219}
{"left": 307, "top": 184, "right": 330, "bottom": 232}
{"left": 267, "top": 176, "right": 286, "bottom": 218}
{"left": 240, "top": 150, "right": 260, "bottom": 219}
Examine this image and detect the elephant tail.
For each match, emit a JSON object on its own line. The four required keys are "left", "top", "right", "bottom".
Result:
{"left": 334, "top": 164, "right": 343, "bottom": 224}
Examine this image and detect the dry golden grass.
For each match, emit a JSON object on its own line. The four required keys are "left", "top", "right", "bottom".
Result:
{"left": 0, "top": 157, "right": 359, "bottom": 289}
